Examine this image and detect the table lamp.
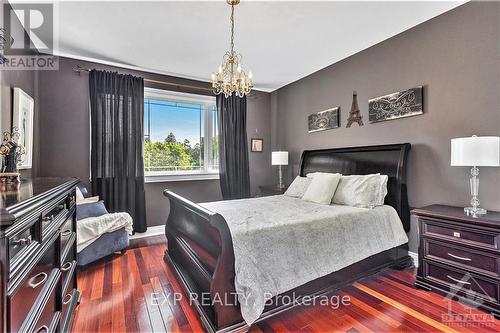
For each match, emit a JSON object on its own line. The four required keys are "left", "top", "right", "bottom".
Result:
{"left": 451, "top": 135, "right": 500, "bottom": 216}
{"left": 272, "top": 151, "right": 288, "bottom": 189}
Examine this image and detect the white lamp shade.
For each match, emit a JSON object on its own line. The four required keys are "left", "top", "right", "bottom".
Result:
{"left": 272, "top": 151, "right": 288, "bottom": 166}
{"left": 451, "top": 136, "right": 500, "bottom": 167}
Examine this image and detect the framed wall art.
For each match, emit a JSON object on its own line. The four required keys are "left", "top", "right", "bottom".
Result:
{"left": 368, "top": 86, "right": 423, "bottom": 123}
{"left": 12, "top": 87, "right": 34, "bottom": 169}
{"left": 251, "top": 138, "right": 263, "bottom": 152}
{"left": 308, "top": 107, "right": 340, "bottom": 133}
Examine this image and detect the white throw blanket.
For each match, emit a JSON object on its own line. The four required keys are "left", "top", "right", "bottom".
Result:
{"left": 77, "top": 212, "right": 134, "bottom": 252}
{"left": 200, "top": 195, "right": 408, "bottom": 325}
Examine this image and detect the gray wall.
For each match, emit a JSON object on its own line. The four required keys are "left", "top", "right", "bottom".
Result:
{"left": 0, "top": 1, "right": 40, "bottom": 179}
{"left": 37, "top": 57, "right": 273, "bottom": 227}
{"left": 271, "top": 2, "right": 500, "bottom": 252}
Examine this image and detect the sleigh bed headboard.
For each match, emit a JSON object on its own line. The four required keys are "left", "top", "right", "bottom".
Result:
{"left": 299, "top": 143, "right": 411, "bottom": 232}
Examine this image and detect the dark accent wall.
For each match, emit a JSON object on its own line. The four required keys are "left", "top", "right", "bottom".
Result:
{"left": 0, "top": 1, "right": 40, "bottom": 179}
{"left": 37, "top": 57, "right": 272, "bottom": 227}
{"left": 271, "top": 2, "right": 500, "bottom": 252}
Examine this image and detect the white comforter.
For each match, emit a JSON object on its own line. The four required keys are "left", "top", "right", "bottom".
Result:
{"left": 200, "top": 195, "right": 408, "bottom": 325}
{"left": 77, "top": 212, "right": 134, "bottom": 252}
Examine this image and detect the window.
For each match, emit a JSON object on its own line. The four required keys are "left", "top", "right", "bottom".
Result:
{"left": 144, "top": 88, "right": 219, "bottom": 181}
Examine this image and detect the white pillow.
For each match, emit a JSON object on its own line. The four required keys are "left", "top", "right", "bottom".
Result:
{"left": 306, "top": 172, "right": 339, "bottom": 178}
{"left": 333, "top": 173, "right": 388, "bottom": 208}
{"left": 302, "top": 173, "right": 341, "bottom": 205}
{"left": 284, "top": 176, "right": 312, "bottom": 198}
{"left": 76, "top": 187, "right": 85, "bottom": 202}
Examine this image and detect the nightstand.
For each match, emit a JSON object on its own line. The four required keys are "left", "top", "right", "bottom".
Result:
{"left": 412, "top": 205, "right": 500, "bottom": 318}
{"left": 258, "top": 185, "right": 288, "bottom": 196}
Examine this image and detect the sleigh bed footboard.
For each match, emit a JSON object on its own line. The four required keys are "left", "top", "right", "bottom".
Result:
{"left": 163, "top": 190, "right": 243, "bottom": 331}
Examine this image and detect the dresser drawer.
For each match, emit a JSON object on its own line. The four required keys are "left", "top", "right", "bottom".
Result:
{"left": 423, "top": 261, "right": 499, "bottom": 302}
{"left": 8, "top": 238, "right": 58, "bottom": 333}
{"left": 9, "top": 223, "right": 38, "bottom": 274}
{"left": 31, "top": 280, "right": 59, "bottom": 333}
{"left": 41, "top": 197, "right": 69, "bottom": 238}
{"left": 60, "top": 216, "right": 74, "bottom": 252}
{"left": 61, "top": 288, "right": 78, "bottom": 332}
{"left": 62, "top": 260, "right": 76, "bottom": 296}
{"left": 424, "top": 239, "right": 500, "bottom": 277}
{"left": 421, "top": 218, "right": 500, "bottom": 251}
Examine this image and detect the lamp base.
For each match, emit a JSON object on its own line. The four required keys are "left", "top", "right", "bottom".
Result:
{"left": 464, "top": 206, "right": 487, "bottom": 217}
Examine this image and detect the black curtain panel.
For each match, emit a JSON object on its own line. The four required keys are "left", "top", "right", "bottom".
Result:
{"left": 216, "top": 94, "right": 251, "bottom": 199}
{"left": 89, "top": 70, "right": 147, "bottom": 233}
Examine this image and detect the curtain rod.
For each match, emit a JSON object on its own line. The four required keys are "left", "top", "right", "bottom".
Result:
{"left": 74, "top": 65, "right": 214, "bottom": 93}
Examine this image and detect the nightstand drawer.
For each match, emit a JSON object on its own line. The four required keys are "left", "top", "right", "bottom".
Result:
{"left": 421, "top": 218, "right": 500, "bottom": 251}
{"left": 423, "top": 261, "right": 499, "bottom": 302}
{"left": 424, "top": 239, "right": 500, "bottom": 277}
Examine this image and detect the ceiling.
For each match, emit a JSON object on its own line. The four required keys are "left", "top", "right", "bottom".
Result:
{"left": 35, "top": 1, "right": 466, "bottom": 92}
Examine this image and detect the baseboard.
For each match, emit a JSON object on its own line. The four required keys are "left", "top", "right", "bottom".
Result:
{"left": 129, "top": 225, "right": 164, "bottom": 239}
{"left": 408, "top": 251, "right": 418, "bottom": 267}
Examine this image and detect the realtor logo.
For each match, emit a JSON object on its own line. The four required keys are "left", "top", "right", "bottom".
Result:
{"left": 2, "top": 2, "right": 58, "bottom": 70}
{"left": 441, "top": 272, "right": 495, "bottom": 329}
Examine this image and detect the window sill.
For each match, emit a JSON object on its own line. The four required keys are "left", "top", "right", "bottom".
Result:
{"left": 144, "top": 172, "right": 220, "bottom": 183}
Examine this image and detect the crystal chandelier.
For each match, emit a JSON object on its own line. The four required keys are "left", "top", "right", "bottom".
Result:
{"left": 212, "top": 0, "right": 253, "bottom": 98}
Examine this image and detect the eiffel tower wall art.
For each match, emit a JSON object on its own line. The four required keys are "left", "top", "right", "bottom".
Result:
{"left": 368, "top": 86, "right": 423, "bottom": 123}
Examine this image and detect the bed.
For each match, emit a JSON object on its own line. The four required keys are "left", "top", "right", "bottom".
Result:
{"left": 163, "top": 143, "right": 412, "bottom": 332}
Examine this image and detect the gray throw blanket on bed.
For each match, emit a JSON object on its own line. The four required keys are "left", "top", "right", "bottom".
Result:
{"left": 200, "top": 195, "right": 408, "bottom": 326}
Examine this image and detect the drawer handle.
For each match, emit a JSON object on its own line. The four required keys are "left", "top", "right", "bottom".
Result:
{"left": 63, "top": 293, "right": 73, "bottom": 305}
{"left": 61, "top": 261, "right": 73, "bottom": 272}
{"left": 447, "top": 253, "right": 472, "bottom": 261}
{"left": 34, "top": 325, "right": 49, "bottom": 333}
{"left": 446, "top": 275, "right": 471, "bottom": 285}
{"left": 61, "top": 230, "right": 72, "bottom": 237}
{"left": 42, "top": 215, "right": 54, "bottom": 222}
{"left": 13, "top": 237, "right": 31, "bottom": 246}
{"left": 58, "top": 204, "right": 66, "bottom": 210}
{"left": 28, "top": 272, "right": 48, "bottom": 289}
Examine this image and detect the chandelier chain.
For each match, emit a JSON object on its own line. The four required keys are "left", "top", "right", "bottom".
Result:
{"left": 230, "top": 4, "right": 235, "bottom": 55}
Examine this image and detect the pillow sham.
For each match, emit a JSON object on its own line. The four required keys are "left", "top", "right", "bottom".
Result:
{"left": 333, "top": 173, "right": 388, "bottom": 208}
{"left": 302, "top": 173, "right": 341, "bottom": 205}
{"left": 284, "top": 176, "right": 312, "bottom": 198}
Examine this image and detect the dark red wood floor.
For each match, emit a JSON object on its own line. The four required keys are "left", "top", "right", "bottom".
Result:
{"left": 72, "top": 236, "right": 500, "bottom": 332}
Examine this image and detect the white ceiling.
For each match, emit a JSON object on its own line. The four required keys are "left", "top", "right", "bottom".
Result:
{"left": 39, "top": 1, "right": 466, "bottom": 91}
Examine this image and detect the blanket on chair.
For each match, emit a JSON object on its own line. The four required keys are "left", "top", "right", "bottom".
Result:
{"left": 77, "top": 212, "right": 134, "bottom": 252}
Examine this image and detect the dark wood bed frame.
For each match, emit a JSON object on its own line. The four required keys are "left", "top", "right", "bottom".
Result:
{"left": 163, "top": 143, "right": 412, "bottom": 332}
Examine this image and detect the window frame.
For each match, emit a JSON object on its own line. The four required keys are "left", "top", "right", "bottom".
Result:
{"left": 143, "top": 88, "right": 219, "bottom": 183}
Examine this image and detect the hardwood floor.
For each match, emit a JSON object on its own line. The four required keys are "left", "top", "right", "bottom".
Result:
{"left": 72, "top": 236, "right": 500, "bottom": 332}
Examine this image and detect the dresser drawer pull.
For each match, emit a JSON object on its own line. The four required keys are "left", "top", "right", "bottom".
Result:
{"left": 58, "top": 204, "right": 65, "bottom": 210}
{"left": 446, "top": 275, "right": 471, "bottom": 285}
{"left": 447, "top": 253, "right": 472, "bottom": 261}
{"left": 61, "top": 230, "right": 72, "bottom": 237}
{"left": 34, "top": 325, "right": 49, "bottom": 333}
{"left": 42, "top": 215, "right": 54, "bottom": 222}
{"left": 28, "top": 272, "right": 48, "bottom": 289}
{"left": 61, "top": 262, "right": 73, "bottom": 272}
{"left": 12, "top": 237, "right": 32, "bottom": 246}
{"left": 63, "top": 293, "right": 73, "bottom": 305}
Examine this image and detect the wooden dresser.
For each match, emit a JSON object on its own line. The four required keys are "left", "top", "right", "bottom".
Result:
{"left": 413, "top": 205, "right": 500, "bottom": 318}
{"left": 0, "top": 178, "right": 80, "bottom": 333}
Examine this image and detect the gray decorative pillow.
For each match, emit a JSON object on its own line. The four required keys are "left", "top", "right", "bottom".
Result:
{"left": 333, "top": 174, "right": 388, "bottom": 208}
{"left": 284, "top": 176, "right": 312, "bottom": 198}
{"left": 76, "top": 201, "right": 109, "bottom": 221}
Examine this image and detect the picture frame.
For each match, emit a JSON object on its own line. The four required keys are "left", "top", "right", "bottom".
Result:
{"left": 308, "top": 107, "right": 340, "bottom": 133}
{"left": 12, "top": 87, "right": 34, "bottom": 169}
{"left": 368, "top": 86, "right": 423, "bottom": 123}
{"left": 251, "top": 138, "right": 263, "bottom": 152}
